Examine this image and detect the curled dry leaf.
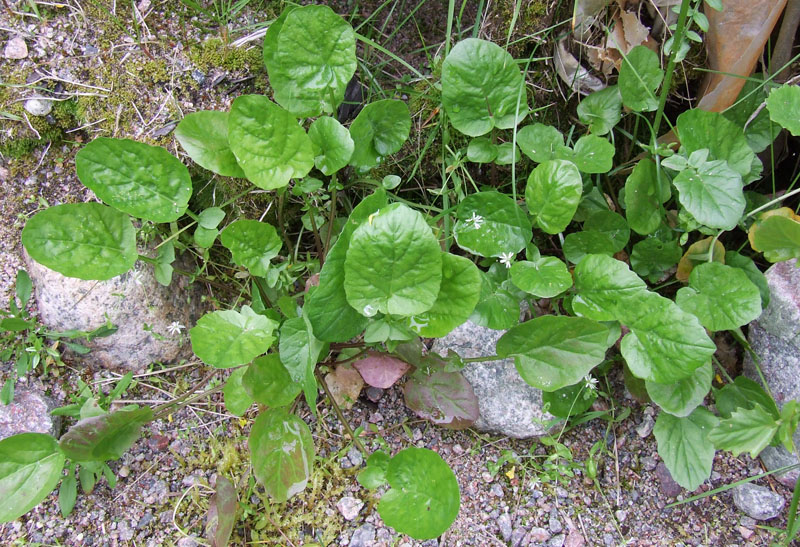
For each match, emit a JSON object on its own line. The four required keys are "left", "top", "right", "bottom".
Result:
{"left": 324, "top": 363, "right": 363, "bottom": 409}
{"left": 352, "top": 351, "right": 411, "bottom": 389}
{"left": 554, "top": 38, "right": 606, "bottom": 95}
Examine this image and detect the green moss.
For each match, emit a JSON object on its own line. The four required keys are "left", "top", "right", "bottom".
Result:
{"left": 188, "top": 37, "right": 265, "bottom": 74}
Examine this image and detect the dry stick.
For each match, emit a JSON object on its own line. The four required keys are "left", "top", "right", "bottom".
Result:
{"left": 315, "top": 371, "right": 368, "bottom": 455}
{"left": 769, "top": 0, "right": 800, "bottom": 80}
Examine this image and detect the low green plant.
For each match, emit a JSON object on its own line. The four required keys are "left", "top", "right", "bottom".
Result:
{"left": 3, "top": 0, "right": 800, "bottom": 542}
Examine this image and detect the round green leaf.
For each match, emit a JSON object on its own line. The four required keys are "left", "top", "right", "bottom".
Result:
{"left": 630, "top": 238, "right": 682, "bottom": 280}
{"left": 466, "top": 137, "right": 497, "bottom": 163}
{"left": 59, "top": 407, "right": 153, "bottom": 461}
{"left": 378, "top": 447, "right": 460, "bottom": 540}
{"left": 413, "top": 253, "right": 482, "bottom": 338}
{"left": 723, "top": 76, "right": 781, "bottom": 153}
{"left": 198, "top": 207, "right": 226, "bottom": 229}
{"left": 497, "top": 315, "right": 611, "bottom": 391}
{"left": 441, "top": 38, "right": 527, "bottom": 136}
{"left": 76, "top": 137, "right": 192, "bottom": 223}
{"left": 673, "top": 160, "right": 745, "bottom": 230}
{"left": 228, "top": 95, "right": 314, "bottom": 189}
{"left": 249, "top": 408, "right": 314, "bottom": 502}
{"left": 265, "top": 5, "right": 356, "bottom": 117}
{"left": 190, "top": 306, "right": 278, "bottom": 368}
{"left": 618, "top": 45, "right": 663, "bottom": 112}
{"left": 646, "top": 362, "right": 712, "bottom": 417}
{"left": 621, "top": 292, "right": 716, "bottom": 384}
{"left": 542, "top": 381, "right": 597, "bottom": 418}
{"left": 584, "top": 210, "right": 630, "bottom": 251}
{"left": 175, "top": 111, "right": 244, "bottom": 178}
{"left": 571, "top": 135, "right": 615, "bottom": 174}
{"left": 577, "top": 86, "right": 622, "bottom": 135}
{"left": 219, "top": 219, "right": 282, "bottom": 277}
{"left": 193, "top": 226, "right": 218, "bottom": 248}
{"left": 469, "top": 274, "right": 520, "bottom": 330}
{"left": 517, "top": 123, "right": 570, "bottom": 163}
{"left": 676, "top": 262, "right": 762, "bottom": 331}
{"left": 572, "top": 254, "right": 647, "bottom": 321}
{"left": 725, "top": 251, "right": 770, "bottom": 308}
{"left": 624, "top": 158, "right": 669, "bottom": 235}
{"left": 526, "top": 160, "right": 583, "bottom": 234}
{"left": 308, "top": 116, "right": 354, "bottom": 176}
{"left": 510, "top": 257, "right": 572, "bottom": 298}
{"left": 653, "top": 408, "right": 718, "bottom": 491}
{"left": 766, "top": 84, "right": 800, "bottom": 137}
{"left": 453, "top": 191, "right": 532, "bottom": 258}
{"left": 344, "top": 203, "right": 442, "bottom": 317}
{"left": 494, "top": 142, "right": 519, "bottom": 165}
{"left": 349, "top": 100, "right": 411, "bottom": 171}
{"left": 563, "top": 231, "right": 617, "bottom": 265}
{"left": 223, "top": 367, "right": 253, "bottom": 417}
{"left": 358, "top": 450, "right": 390, "bottom": 489}
{"left": 676, "top": 109, "right": 757, "bottom": 180}
{"left": 749, "top": 213, "right": 800, "bottom": 262}
{"left": 242, "top": 354, "right": 301, "bottom": 408}
{"left": 262, "top": 6, "right": 294, "bottom": 68}
{"left": 22, "top": 203, "right": 137, "bottom": 281}
{"left": 0, "top": 433, "right": 65, "bottom": 523}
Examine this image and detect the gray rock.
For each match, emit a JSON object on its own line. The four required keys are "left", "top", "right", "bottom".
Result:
{"left": 498, "top": 512, "right": 512, "bottom": 542}
{"left": 732, "top": 483, "right": 784, "bottom": 520}
{"left": 349, "top": 523, "right": 375, "bottom": 547}
{"left": 655, "top": 462, "right": 682, "bottom": 497}
{"left": 549, "top": 508, "right": 563, "bottom": 534}
{"left": 510, "top": 526, "right": 527, "bottom": 547}
{"left": 636, "top": 414, "right": 655, "bottom": 438}
{"left": 431, "top": 321, "right": 558, "bottom": 438}
{"left": 547, "top": 534, "right": 565, "bottom": 547}
{"left": 24, "top": 98, "right": 53, "bottom": 116}
{"left": 4, "top": 36, "right": 28, "bottom": 59}
{"left": 529, "top": 527, "right": 551, "bottom": 542}
{"left": 336, "top": 496, "right": 363, "bottom": 521}
{"left": 25, "top": 253, "right": 206, "bottom": 372}
{"left": 0, "top": 387, "right": 61, "bottom": 439}
{"left": 347, "top": 445, "right": 363, "bottom": 467}
{"left": 744, "top": 259, "right": 800, "bottom": 486}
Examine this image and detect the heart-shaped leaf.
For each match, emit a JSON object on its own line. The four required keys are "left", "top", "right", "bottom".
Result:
{"left": 466, "top": 137, "right": 497, "bottom": 163}
{"left": 175, "top": 111, "right": 244, "bottom": 178}
{"left": 0, "top": 433, "right": 65, "bottom": 523}
{"left": 349, "top": 100, "right": 411, "bottom": 171}
{"left": 404, "top": 370, "right": 479, "bottom": 429}
{"left": 219, "top": 219, "right": 282, "bottom": 277}
{"left": 249, "top": 408, "right": 314, "bottom": 502}
{"left": 749, "top": 209, "right": 800, "bottom": 262}
{"left": 454, "top": 191, "right": 532, "bottom": 258}
{"left": 630, "top": 238, "right": 682, "bottom": 281}
{"left": 516, "top": 123, "right": 571, "bottom": 163}
{"left": 577, "top": 86, "right": 622, "bottom": 135}
{"left": 725, "top": 251, "right": 770, "bottom": 308}
{"left": 308, "top": 116, "right": 354, "bottom": 175}
{"left": 510, "top": 257, "right": 572, "bottom": 298}
{"left": 190, "top": 306, "right": 278, "bottom": 368}
{"left": 59, "top": 407, "right": 153, "bottom": 461}
{"left": 469, "top": 271, "right": 521, "bottom": 330}
{"left": 572, "top": 254, "right": 648, "bottom": 321}
{"left": 766, "top": 84, "right": 800, "bottom": 136}
{"left": 22, "top": 203, "right": 137, "bottom": 281}
{"left": 223, "top": 367, "right": 253, "bottom": 417}
{"left": 708, "top": 404, "right": 777, "bottom": 458}
{"left": 526, "top": 159, "right": 583, "bottom": 234}
{"left": 242, "top": 354, "right": 301, "bottom": 408}
{"left": 653, "top": 408, "right": 718, "bottom": 491}
{"left": 441, "top": 38, "right": 527, "bottom": 136}
{"left": 618, "top": 45, "right": 663, "bottom": 112}
{"left": 571, "top": 135, "right": 615, "bottom": 174}
{"left": 646, "top": 362, "right": 712, "bottom": 417}
{"left": 673, "top": 160, "right": 745, "bottom": 230}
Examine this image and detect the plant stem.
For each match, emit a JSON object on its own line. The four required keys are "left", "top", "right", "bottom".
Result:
{"left": 306, "top": 203, "right": 325, "bottom": 267}
{"left": 316, "top": 371, "right": 368, "bottom": 454}
{"left": 323, "top": 184, "right": 338, "bottom": 260}
{"left": 462, "top": 354, "right": 506, "bottom": 363}
{"left": 745, "top": 186, "right": 800, "bottom": 219}
{"left": 152, "top": 369, "right": 220, "bottom": 421}
{"left": 652, "top": 0, "right": 692, "bottom": 139}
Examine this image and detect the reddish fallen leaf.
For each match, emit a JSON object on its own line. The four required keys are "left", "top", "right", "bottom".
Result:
{"left": 404, "top": 370, "right": 479, "bottom": 429}
{"left": 324, "top": 364, "right": 363, "bottom": 409}
{"left": 352, "top": 351, "right": 411, "bottom": 389}
{"left": 205, "top": 476, "right": 236, "bottom": 547}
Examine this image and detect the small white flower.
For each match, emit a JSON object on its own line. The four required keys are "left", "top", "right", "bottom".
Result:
{"left": 584, "top": 375, "right": 598, "bottom": 392}
{"left": 465, "top": 212, "right": 484, "bottom": 230}
{"left": 166, "top": 321, "right": 185, "bottom": 336}
{"left": 498, "top": 252, "right": 515, "bottom": 268}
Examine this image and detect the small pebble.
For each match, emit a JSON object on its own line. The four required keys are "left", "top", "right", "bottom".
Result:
{"left": 548, "top": 533, "right": 565, "bottom": 547}
{"left": 336, "top": 496, "right": 364, "bottom": 521}
{"left": 490, "top": 483, "right": 504, "bottom": 497}
{"left": 738, "top": 526, "right": 754, "bottom": 540}
{"left": 732, "top": 483, "right": 785, "bottom": 520}
{"left": 4, "top": 36, "right": 28, "bottom": 59}
{"left": 614, "top": 510, "right": 627, "bottom": 523}
{"left": 642, "top": 456, "right": 657, "bottom": 472}
{"left": 349, "top": 523, "right": 376, "bottom": 547}
{"left": 452, "top": 443, "right": 464, "bottom": 455}
{"left": 529, "top": 528, "right": 551, "bottom": 542}
{"left": 549, "top": 509, "right": 563, "bottom": 534}
{"left": 24, "top": 98, "right": 53, "bottom": 116}
{"left": 655, "top": 462, "right": 682, "bottom": 497}
{"left": 498, "top": 513, "right": 512, "bottom": 542}
{"left": 118, "top": 465, "right": 130, "bottom": 478}
{"left": 636, "top": 414, "right": 655, "bottom": 438}
{"left": 365, "top": 386, "right": 383, "bottom": 402}
{"left": 347, "top": 445, "right": 363, "bottom": 467}
{"left": 510, "top": 526, "right": 527, "bottom": 546}
{"left": 481, "top": 471, "right": 494, "bottom": 483}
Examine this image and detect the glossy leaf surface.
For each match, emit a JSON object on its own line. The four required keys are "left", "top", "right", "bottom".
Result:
{"left": 653, "top": 408, "right": 718, "bottom": 491}
{"left": 175, "top": 111, "right": 244, "bottom": 178}
{"left": 526, "top": 159, "right": 583, "bottom": 234}
{"left": 0, "top": 433, "right": 65, "bottom": 523}
{"left": 219, "top": 219, "right": 282, "bottom": 278}
{"left": 413, "top": 253, "right": 482, "bottom": 338}
{"left": 454, "top": 191, "right": 532, "bottom": 258}
{"left": 349, "top": 100, "right": 411, "bottom": 170}
{"left": 59, "top": 407, "right": 153, "bottom": 461}
{"left": 190, "top": 306, "right": 278, "bottom": 368}
{"left": 242, "top": 354, "right": 301, "bottom": 408}
{"left": 308, "top": 116, "right": 354, "bottom": 175}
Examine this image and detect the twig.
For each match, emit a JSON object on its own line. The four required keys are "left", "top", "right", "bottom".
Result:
{"left": 316, "top": 371, "right": 367, "bottom": 454}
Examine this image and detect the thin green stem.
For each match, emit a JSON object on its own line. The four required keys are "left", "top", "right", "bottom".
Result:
{"left": 652, "top": 0, "right": 692, "bottom": 138}
{"left": 745, "top": 186, "right": 800, "bottom": 219}
{"left": 462, "top": 354, "right": 505, "bottom": 364}
{"left": 317, "top": 370, "right": 368, "bottom": 454}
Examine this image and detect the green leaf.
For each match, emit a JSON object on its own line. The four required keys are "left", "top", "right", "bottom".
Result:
{"left": 223, "top": 367, "right": 253, "bottom": 417}
{"left": 510, "top": 257, "right": 572, "bottom": 298}
{"left": 624, "top": 159, "right": 669, "bottom": 235}
{"left": 577, "top": 86, "right": 622, "bottom": 135}
{"left": 494, "top": 142, "right": 519, "bottom": 165}
{"left": 676, "top": 262, "right": 762, "bottom": 331}
{"left": 175, "top": 111, "right": 244, "bottom": 178}
{"left": 59, "top": 407, "right": 153, "bottom": 461}
{"left": 265, "top": 5, "right": 356, "bottom": 117}
{"left": 749, "top": 213, "right": 800, "bottom": 262}
{"left": 673, "top": 160, "right": 745, "bottom": 230}
{"left": 653, "top": 408, "right": 718, "bottom": 491}
{"left": 542, "top": 381, "right": 597, "bottom": 418}
{"left": 496, "top": 315, "right": 611, "bottom": 391}
{"left": 585, "top": 210, "right": 629, "bottom": 251}
{"left": 279, "top": 315, "right": 326, "bottom": 410}
{"left": 228, "top": 95, "right": 314, "bottom": 189}
{"left": 517, "top": 123, "right": 570, "bottom": 163}
{"left": 453, "top": 191, "right": 532, "bottom": 258}
{"left": 708, "top": 404, "right": 778, "bottom": 458}
{"left": 620, "top": 292, "right": 716, "bottom": 384}
{"left": 466, "top": 137, "right": 497, "bottom": 163}
{"left": 630, "top": 238, "right": 682, "bottom": 281}
{"left": 197, "top": 207, "right": 226, "bottom": 229}
{"left": 76, "top": 137, "right": 191, "bottom": 223}
{"left": 262, "top": 6, "right": 294, "bottom": 68}
{"left": 22, "top": 203, "right": 137, "bottom": 281}
{"left": 723, "top": 76, "right": 780, "bottom": 153}
{"left": 305, "top": 190, "right": 387, "bottom": 341}
{"left": 0, "top": 317, "right": 32, "bottom": 332}
{"left": 349, "top": 100, "right": 411, "bottom": 171}
{"left": 0, "top": 433, "right": 65, "bottom": 523}
{"left": 205, "top": 475, "right": 237, "bottom": 547}
{"left": 357, "top": 450, "right": 390, "bottom": 489}
{"left": 248, "top": 408, "right": 314, "bottom": 502}
{"left": 307, "top": 116, "right": 354, "bottom": 176}
{"left": 219, "top": 219, "right": 282, "bottom": 278}
{"left": 618, "top": 45, "right": 663, "bottom": 112}
{"left": 571, "top": 135, "right": 615, "bottom": 174}
{"left": 15, "top": 269, "right": 32, "bottom": 309}
{"left": 562, "top": 231, "right": 617, "bottom": 265}
{"left": 242, "top": 354, "right": 301, "bottom": 408}
{"left": 646, "top": 362, "right": 712, "bottom": 417}
{"left": 344, "top": 203, "right": 442, "bottom": 317}
{"left": 0, "top": 378, "right": 13, "bottom": 405}
{"left": 193, "top": 226, "right": 218, "bottom": 249}
{"left": 676, "top": 109, "right": 757, "bottom": 181}
{"left": 190, "top": 306, "right": 278, "bottom": 368}
{"left": 766, "top": 84, "right": 800, "bottom": 136}
{"left": 714, "top": 376, "right": 779, "bottom": 420}
{"left": 725, "top": 251, "right": 770, "bottom": 308}
{"left": 378, "top": 447, "right": 460, "bottom": 540}
{"left": 58, "top": 472, "right": 77, "bottom": 518}
{"left": 526, "top": 159, "right": 583, "bottom": 234}
{"left": 364, "top": 317, "right": 416, "bottom": 344}
{"left": 572, "top": 254, "right": 648, "bottom": 321}
{"left": 469, "top": 271, "right": 520, "bottom": 330}
{"left": 413, "top": 253, "right": 481, "bottom": 338}
{"left": 403, "top": 370, "right": 479, "bottom": 429}
{"left": 441, "top": 38, "right": 526, "bottom": 136}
